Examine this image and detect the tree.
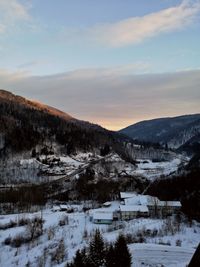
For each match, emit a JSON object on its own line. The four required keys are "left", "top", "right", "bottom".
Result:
{"left": 88, "top": 229, "right": 105, "bottom": 267}
{"left": 73, "top": 249, "right": 87, "bottom": 267}
{"left": 114, "top": 235, "right": 131, "bottom": 267}
{"left": 105, "top": 244, "right": 116, "bottom": 267}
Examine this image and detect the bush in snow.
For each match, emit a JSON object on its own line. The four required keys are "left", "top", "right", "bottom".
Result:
{"left": 47, "top": 226, "right": 56, "bottom": 240}
{"left": 0, "top": 219, "right": 17, "bottom": 230}
{"left": 10, "top": 234, "right": 29, "bottom": 248}
{"left": 51, "top": 239, "right": 66, "bottom": 264}
{"left": 59, "top": 214, "right": 69, "bottom": 226}
{"left": 26, "top": 216, "right": 44, "bottom": 241}
{"left": 3, "top": 236, "right": 12, "bottom": 245}
{"left": 176, "top": 239, "right": 182, "bottom": 247}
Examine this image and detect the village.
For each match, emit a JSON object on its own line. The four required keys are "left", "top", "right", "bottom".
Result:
{"left": 51, "top": 192, "right": 182, "bottom": 225}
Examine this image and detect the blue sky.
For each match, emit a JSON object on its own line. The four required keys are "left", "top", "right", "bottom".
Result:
{"left": 0, "top": 0, "right": 200, "bottom": 129}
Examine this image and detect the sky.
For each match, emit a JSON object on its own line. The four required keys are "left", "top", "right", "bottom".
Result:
{"left": 0, "top": 0, "right": 200, "bottom": 130}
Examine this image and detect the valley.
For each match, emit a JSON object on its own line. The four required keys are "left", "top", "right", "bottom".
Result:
{"left": 0, "top": 90, "right": 199, "bottom": 267}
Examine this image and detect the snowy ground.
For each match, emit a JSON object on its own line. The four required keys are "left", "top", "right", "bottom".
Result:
{"left": 133, "top": 158, "right": 183, "bottom": 181}
{"left": 0, "top": 202, "right": 199, "bottom": 267}
{"left": 129, "top": 243, "right": 195, "bottom": 267}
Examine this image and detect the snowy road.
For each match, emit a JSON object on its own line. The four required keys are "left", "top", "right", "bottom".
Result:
{"left": 129, "top": 243, "right": 194, "bottom": 267}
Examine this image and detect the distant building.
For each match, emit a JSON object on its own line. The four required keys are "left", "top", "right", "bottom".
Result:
{"left": 120, "top": 192, "right": 181, "bottom": 218}
{"left": 92, "top": 211, "right": 113, "bottom": 224}
{"left": 120, "top": 205, "right": 149, "bottom": 220}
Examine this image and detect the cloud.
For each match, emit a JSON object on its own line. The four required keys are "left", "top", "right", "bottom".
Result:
{"left": 0, "top": 0, "right": 31, "bottom": 34}
{"left": 0, "top": 67, "right": 200, "bottom": 130}
{"left": 86, "top": 0, "right": 200, "bottom": 47}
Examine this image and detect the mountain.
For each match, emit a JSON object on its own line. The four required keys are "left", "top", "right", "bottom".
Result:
{"left": 119, "top": 114, "right": 200, "bottom": 150}
{"left": 0, "top": 89, "right": 73, "bottom": 121}
{"left": 0, "top": 89, "right": 127, "bottom": 158}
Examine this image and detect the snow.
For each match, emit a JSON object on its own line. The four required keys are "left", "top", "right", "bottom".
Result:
{"left": 120, "top": 192, "right": 138, "bottom": 199}
{"left": 59, "top": 205, "right": 69, "bottom": 210}
{"left": 103, "top": 202, "right": 111, "bottom": 207}
{"left": 93, "top": 212, "right": 113, "bottom": 220}
{"left": 59, "top": 156, "right": 83, "bottom": 167}
{"left": 72, "top": 152, "right": 99, "bottom": 162}
{"left": 133, "top": 158, "right": 183, "bottom": 180}
{"left": 129, "top": 243, "right": 194, "bottom": 267}
{"left": 0, "top": 202, "right": 199, "bottom": 267}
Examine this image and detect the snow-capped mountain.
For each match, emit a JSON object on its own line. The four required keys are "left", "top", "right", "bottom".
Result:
{"left": 119, "top": 114, "right": 200, "bottom": 150}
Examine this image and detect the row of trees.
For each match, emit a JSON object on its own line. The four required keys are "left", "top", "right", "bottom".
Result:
{"left": 67, "top": 230, "right": 132, "bottom": 267}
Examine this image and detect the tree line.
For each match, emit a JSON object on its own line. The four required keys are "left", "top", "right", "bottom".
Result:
{"left": 66, "top": 229, "right": 132, "bottom": 267}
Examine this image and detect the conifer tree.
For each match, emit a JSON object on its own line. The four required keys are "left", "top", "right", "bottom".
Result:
{"left": 73, "top": 249, "right": 84, "bottom": 267}
{"left": 114, "top": 234, "right": 131, "bottom": 267}
{"left": 88, "top": 229, "right": 105, "bottom": 267}
{"left": 105, "top": 244, "right": 116, "bottom": 267}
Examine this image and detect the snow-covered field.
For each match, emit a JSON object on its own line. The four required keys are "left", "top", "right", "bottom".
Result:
{"left": 133, "top": 158, "right": 182, "bottom": 180}
{"left": 0, "top": 202, "right": 199, "bottom": 267}
{"left": 129, "top": 243, "right": 195, "bottom": 267}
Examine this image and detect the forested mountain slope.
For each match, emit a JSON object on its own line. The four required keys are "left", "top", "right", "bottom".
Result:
{"left": 119, "top": 114, "right": 200, "bottom": 150}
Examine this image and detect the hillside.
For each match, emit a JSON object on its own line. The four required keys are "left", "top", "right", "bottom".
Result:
{"left": 119, "top": 114, "right": 200, "bottom": 150}
{"left": 0, "top": 89, "right": 121, "bottom": 157}
{"left": 0, "top": 90, "right": 136, "bottom": 185}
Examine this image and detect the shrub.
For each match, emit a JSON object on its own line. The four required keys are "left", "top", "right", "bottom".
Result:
{"left": 51, "top": 239, "right": 66, "bottom": 264}
{"left": 11, "top": 234, "right": 29, "bottom": 248}
{"left": 59, "top": 215, "right": 68, "bottom": 226}
{"left": 4, "top": 236, "right": 11, "bottom": 245}
{"left": 26, "top": 216, "right": 44, "bottom": 241}
{"left": 176, "top": 239, "right": 182, "bottom": 247}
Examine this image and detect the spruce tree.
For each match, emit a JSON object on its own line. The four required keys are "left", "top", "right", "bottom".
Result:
{"left": 88, "top": 229, "right": 105, "bottom": 267}
{"left": 73, "top": 249, "right": 84, "bottom": 267}
{"left": 105, "top": 244, "right": 116, "bottom": 267}
{"left": 114, "top": 235, "right": 131, "bottom": 267}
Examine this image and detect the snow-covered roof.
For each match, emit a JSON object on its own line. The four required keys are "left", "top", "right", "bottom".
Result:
{"left": 159, "top": 201, "right": 181, "bottom": 207}
{"left": 120, "top": 205, "right": 149, "bottom": 213}
{"left": 93, "top": 212, "right": 113, "bottom": 220}
{"left": 103, "top": 202, "right": 111, "bottom": 207}
{"left": 124, "top": 196, "right": 140, "bottom": 205}
{"left": 60, "top": 204, "right": 68, "bottom": 209}
{"left": 124, "top": 194, "right": 159, "bottom": 206}
{"left": 52, "top": 206, "right": 60, "bottom": 211}
{"left": 168, "top": 201, "right": 181, "bottom": 207}
{"left": 120, "top": 192, "right": 137, "bottom": 199}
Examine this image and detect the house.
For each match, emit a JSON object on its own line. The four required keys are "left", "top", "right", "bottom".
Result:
{"left": 159, "top": 201, "right": 182, "bottom": 216}
{"left": 92, "top": 211, "right": 113, "bottom": 224}
{"left": 121, "top": 192, "right": 182, "bottom": 218}
{"left": 120, "top": 205, "right": 149, "bottom": 220}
